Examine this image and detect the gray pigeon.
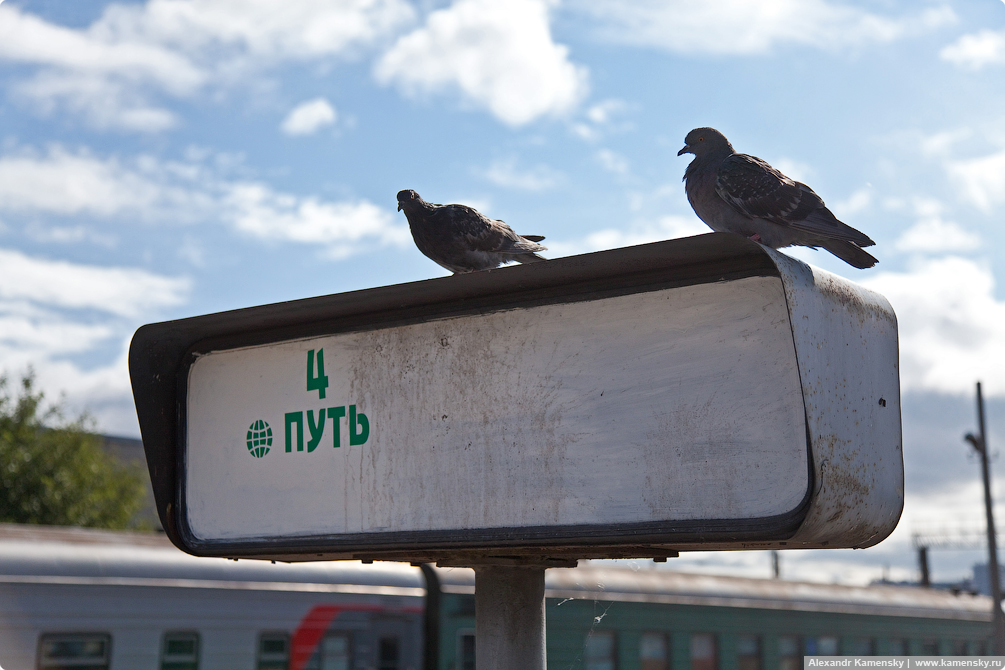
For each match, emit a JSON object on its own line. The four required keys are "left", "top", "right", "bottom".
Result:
{"left": 396, "top": 189, "right": 547, "bottom": 273}
{"left": 678, "top": 127, "right": 877, "bottom": 269}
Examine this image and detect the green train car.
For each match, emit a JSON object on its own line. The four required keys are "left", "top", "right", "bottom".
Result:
{"left": 433, "top": 565, "right": 993, "bottom": 670}
{"left": 0, "top": 525, "right": 992, "bottom": 670}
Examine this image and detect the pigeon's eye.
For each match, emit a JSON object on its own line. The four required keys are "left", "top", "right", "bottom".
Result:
{"left": 698, "top": 137, "right": 704, "bottom": 142}
{"left": 410, "top": 192, "right": 416, "bottom": 199}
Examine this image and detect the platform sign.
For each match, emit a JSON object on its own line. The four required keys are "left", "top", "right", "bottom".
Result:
{"left": 130, "top": 234, "right": 903, "bottom": 562}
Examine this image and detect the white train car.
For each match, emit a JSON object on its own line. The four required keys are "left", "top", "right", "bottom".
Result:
{"left": 0, "top": 524, "right": 426, "bottom": 670}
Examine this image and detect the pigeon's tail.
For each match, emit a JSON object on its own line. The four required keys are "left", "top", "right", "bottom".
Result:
{"left": 821, "top": 240, "right": 878, "bottom": 269}
{"left": 512, "top": 252, "right": 547, "bottom": 264}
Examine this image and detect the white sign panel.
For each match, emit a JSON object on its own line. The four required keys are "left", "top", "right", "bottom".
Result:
{"left": 131, "top": 234, "right": 902, "bottom": 559}
{"left": 186, "top": 276, "right": 809, "bottom": 543}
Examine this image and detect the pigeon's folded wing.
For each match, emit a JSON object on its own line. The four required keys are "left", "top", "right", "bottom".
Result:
{"left": 436, "top": 206, "right": 544, "bottom": 254}
{"left": 715, "top": 154, "right": 819, "bottom": 224}
{"left": 716, "top": 154, "right": 874, "bottom": 246}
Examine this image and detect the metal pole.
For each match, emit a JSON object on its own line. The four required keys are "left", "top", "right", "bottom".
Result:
{"left": 967, "top": 381, "right": 1005, "bottom": 651}
{"left": 918, "top": 546, "right": 930, "bottom": 587}
{"left": 417, "top": 564, "right": 441, "bottom": 670}
{"left": 475, "top": 566, "right": 546, "bottom": 670}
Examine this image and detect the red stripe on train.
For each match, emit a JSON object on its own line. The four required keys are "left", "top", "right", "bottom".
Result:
{"left": 290, "top": 603, "right": 423, "bottom": 670}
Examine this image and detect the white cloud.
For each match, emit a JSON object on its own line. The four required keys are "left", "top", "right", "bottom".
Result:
{"left": 15, "top": 71, "right": 180, "bottom": 132}
{"left": 280, "top": 98, "right": 337, "bottom": 136}
{"left": 919, "top": 128, "right": 972, "bottom": 158}
{"left": 0, "top": 333, "right": 144, "bottom": 436}
{"left": 0, "top": 5, "right": 205, "bottom": 92}
{"left": 0, "top": 0, "right": 414, "bottom": 132}
{"left": 481, "top": 158, "right": 563, "bottom": 191}
{"left": 0, "top": 300, "right": 115, "bottom": 357}
{"left": 33, "top": 347, "right": 140, "bottom": 435}
{"left": 946, "top": 148, "right": 1005, "bottom": 212}
{"left": 0, "top": 145, "right": 406, "bottom": 433}
{"left": 0, "top": 249, "right": 192, "bottom": 435}
{"left": 0, "top": 146, "right": 410, "bottom": 258}
{"left": 831, "top": 187, "right": 872, "bottom": 217}
{"left": 893, "top": 199, "right": 980, "bottom": 254}
{"left": 941, "top": 29, "right": 1005, "bottom": 70}
{"left": 0, "top": 146, "right": 409, "bottom": 433}
{"left": 0, "top": 147, "right": 177, "bottom": 216}
{"left": 584, "top": 99, "right": 626, "bottom": 126}
{"left": 0, "top": 3, "right": 202, "bottom": 131}
{"left": 571, "top": 0, "right": 956, "bottom": 55}
{"left": 223, "top": 184, "right": 409, "bottom": 256}
{"left": 118, "top": 0, "right": 414, "bottom": 61}
{"left": 548, "top": 215, "right": 708, "bottom": 257}
{"left": 375, "top": 0, "right": 588, "bottom": 126}
{"left": 596, "top": 149, "right": 629, "bottom": 175}
{"left": 25, "top": 223, "right": 117, "bottom": 247}
{"left": 0, "top": 248, "right": 190, "bottom": 319}
{"left": 571, "top": 99, "right": 631, "bottom": 141}
{"left": 862, "top": 256, "right": 1005, "bottom": 397}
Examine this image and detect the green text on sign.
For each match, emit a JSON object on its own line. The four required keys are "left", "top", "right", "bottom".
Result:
{"left": 285, "top": 405, "right": 368, "bottom": 452}
{"left": 307, "top": 349, "right": 328, "bottom": 399}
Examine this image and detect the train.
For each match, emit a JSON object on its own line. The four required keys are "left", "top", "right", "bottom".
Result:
{"left": 0, "top": 523, "right": 993, "bottom": 670}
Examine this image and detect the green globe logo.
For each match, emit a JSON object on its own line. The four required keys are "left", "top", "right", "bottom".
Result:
{"left": 246, "top": 419, "right": 273, "bottom": 458}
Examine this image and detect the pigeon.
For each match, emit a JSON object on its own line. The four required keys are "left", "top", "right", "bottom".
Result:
{"left": 396, "top": 189, "right": 547, "bottom": 273}
{"left": 678, "top": 127, "right": 878, "bottom": 269}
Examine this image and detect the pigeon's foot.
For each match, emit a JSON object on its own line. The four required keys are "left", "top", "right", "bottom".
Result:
{"left": 747, "top": 233, "right": 762, "bottom": 243}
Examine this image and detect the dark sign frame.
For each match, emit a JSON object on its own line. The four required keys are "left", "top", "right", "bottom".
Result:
{"left": 131, "top": 234, "right": 815, "bottom": 563}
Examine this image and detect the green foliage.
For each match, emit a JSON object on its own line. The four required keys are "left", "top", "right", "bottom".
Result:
{"left": 0, "top": 372, "right": 147, "bottom": 529}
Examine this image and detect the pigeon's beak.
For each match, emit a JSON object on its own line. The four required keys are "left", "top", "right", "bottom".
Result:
{"left": 397, "top": 202, "right": 403, "bottom": 212}
{"left": 677, "top": 144, "right": 690, "bottom": 156}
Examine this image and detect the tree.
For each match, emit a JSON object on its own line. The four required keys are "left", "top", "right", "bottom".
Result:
{"left": 0, "top": 372, "right": 147, "bottom": 529}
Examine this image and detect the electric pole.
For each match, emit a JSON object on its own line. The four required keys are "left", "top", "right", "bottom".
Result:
{"left": 965, "top": 381, "right": 1005, "bottom": 652}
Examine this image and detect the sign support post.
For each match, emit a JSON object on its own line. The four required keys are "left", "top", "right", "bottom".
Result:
{"left": 475, "top": 566, "right": 546, "bottom": 670}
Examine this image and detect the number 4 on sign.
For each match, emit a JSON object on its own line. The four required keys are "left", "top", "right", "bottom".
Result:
{"left": 307, "top": 349, "right": 328, "bottom": 399}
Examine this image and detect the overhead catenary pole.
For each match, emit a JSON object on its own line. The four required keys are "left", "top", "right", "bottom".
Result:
{"left": 966, "top": 381, "right": 1005, "bottom": 652}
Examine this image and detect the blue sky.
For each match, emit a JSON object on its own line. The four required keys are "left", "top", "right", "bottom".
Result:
{"left": 2, "top": 0, "right": 1005, "bottom": 585}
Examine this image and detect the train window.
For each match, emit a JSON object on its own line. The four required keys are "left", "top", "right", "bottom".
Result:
{"left": 888, "top": 639, "right": 907, "bottom": 656}
{"left": 258, "top": 632, "right": 290, "bottom": 670}
{"left": 640, "top": 632, "right": 669, "bottom": 670}
{"left": 778, "top": 635, "right": 801, "bottom": 670}
{"left": 920, "top": 640, "right": 939, "bottom": 655}
{"left": 805, "top": 637, "right": 838, "bottom": 656}
{"left": 38, "top": 633, "right": 111, "bottom": 670}
{"left": 952, "top": 640, "right": 968, "bottom": 656}
{"left": 378, "top": 637, "right": 399, "bottom": 670}
{"left": 321, "top": 634, "right": 351, "bottom": 670}
{"left": 457, "top": 631, "right": 475, "bottom": 670}
{"left": 848, "top": 638, "right": 875, "bottom": 655}
{"left": 737, "top": 634, "right": 761, "bottom": 670}
{"left": 586, "top": 631, "right": 617, "bottom": 670}
{"left": 690, "top": 633, "right": 717, "bottom": 670}
{"left": 162, "top": 632, "right": 199, "bottom": 670}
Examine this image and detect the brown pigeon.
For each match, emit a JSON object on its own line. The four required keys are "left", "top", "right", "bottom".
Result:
{"left": 678, "top": 127, "right": 877, "bottom": 269}
{"left": 396, "top": 189, "right": 547, "bottom": 273}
